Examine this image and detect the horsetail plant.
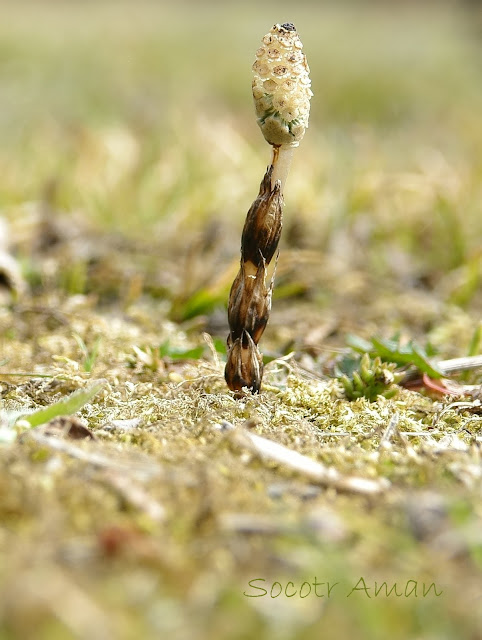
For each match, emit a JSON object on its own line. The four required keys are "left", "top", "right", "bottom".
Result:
{"left": 225, "top": 23, "right": 312, "bottom": 394}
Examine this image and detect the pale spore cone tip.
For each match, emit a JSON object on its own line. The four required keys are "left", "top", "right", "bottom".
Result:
{"left": 252, "top": 23, "right": 312, "bottom": 147}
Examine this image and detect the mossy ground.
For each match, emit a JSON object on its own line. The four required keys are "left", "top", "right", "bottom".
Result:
{"left": 1, "top": 2, "right": 482, "bottom": 639}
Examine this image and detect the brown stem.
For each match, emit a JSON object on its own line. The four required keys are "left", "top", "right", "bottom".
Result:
{"left": 225, "top": 165, "right": 283, "bottom": 395}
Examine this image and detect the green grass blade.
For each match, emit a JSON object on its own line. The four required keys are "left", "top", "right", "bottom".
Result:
{"left": 17, "top": 380, "right": 105, "bottom": 429}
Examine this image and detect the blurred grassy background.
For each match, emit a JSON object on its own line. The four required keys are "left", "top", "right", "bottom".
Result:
{"left": 2, "top": 0, "right": 482, "bottom": 337}
{"left": 1, "top": 2, "right": 482, "bottom": 639}
{"left": 2, "top": 1, "right": 482, "bottom": 251}
{"left": 0, "top": 1, "right": 482, "bottom": 355}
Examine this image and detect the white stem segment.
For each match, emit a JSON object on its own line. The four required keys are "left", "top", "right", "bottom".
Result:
{"left": 270, "top": 144, "right": 296, "bottom": 193}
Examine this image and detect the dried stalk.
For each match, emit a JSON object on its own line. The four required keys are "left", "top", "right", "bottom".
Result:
{"left": 27, "top": 430, "right": 162, "bottom": 480}
{"left": 225, "top": 23, "right": 312, "bottom": 394}
{"left": 218, "top": 420, "right": 389, "bottom": 495}
{"left": 436, "top": 355, "right": 482, "bottom": 375}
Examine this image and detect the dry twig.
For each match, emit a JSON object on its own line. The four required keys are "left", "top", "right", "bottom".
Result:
{"left": 218, "top": 421, "right": 389, "bottom": 495}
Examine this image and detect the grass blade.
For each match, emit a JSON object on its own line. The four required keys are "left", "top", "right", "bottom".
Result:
{"left": 17, "top": 380, "right": 106, "bottom": 429}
